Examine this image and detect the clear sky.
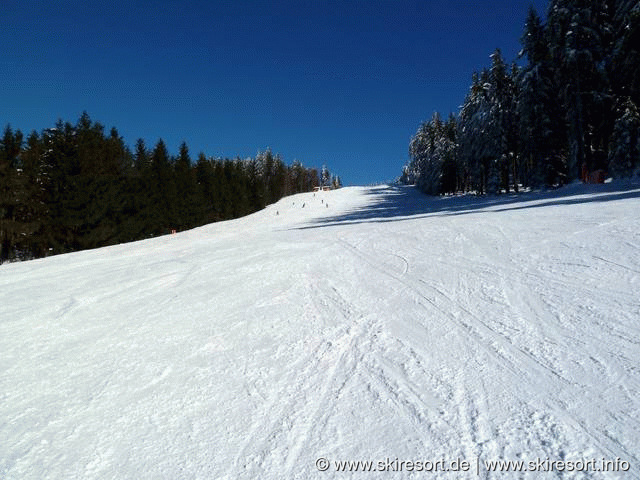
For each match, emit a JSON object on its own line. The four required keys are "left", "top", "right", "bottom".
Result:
{"left": 3, "top": 0, "right": 548, "bottom": 185}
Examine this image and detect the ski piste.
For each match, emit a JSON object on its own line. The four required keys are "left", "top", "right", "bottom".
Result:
{"left": 2, "top": 182, "right": 639, "bottom": 479}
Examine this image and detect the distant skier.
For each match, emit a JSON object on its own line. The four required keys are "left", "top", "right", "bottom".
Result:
{"left": 302, "top": 202, "right": 305, "bottom": 208}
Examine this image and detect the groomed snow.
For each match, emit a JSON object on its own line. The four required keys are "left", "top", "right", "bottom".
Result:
{"left": 1, "top": 182, "right": 639, "bottom": 479}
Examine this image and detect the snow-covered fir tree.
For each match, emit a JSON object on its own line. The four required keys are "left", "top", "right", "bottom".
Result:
{"left": 608, "top": 98, "right": 640, "bottom": 177}
{"left": 321, "top": 164, "right": 331, "bottom": 187}
{"left": 404, "top": 0, "right": 640, "bottom": 195}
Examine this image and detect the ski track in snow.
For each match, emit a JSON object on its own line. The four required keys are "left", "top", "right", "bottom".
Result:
{"left": 1, "top": 183, "right": 640, "bottom": 479}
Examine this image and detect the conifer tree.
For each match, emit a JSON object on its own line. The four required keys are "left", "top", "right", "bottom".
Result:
{"left": 133, "top": 138, "right": 150, "bottom": 174}
{"left": 518, "top": 6, "right": 567, "bottom": 187}
{"left": 149, "top": 139, "right": 177, "bottom": 233}
{"left": 321, "top": 165, "right": 331, "bottom": 188}
{"left": 457, "top": 71, "right": 490, "bottom": 193}
{"left": 0, "top": 125, "right": 24, "bottom": 262}
{"left": 174, "top": 141, "right": 196, "bottom": 229}
{"left": 19, "top": 131, "right": 47, "bottom": 257}
{"left": 610, "top": 1, "right": 640, "bottom": 107}
{"left": 0, "top": 114, "right": 327, "bottom": 260}
{"left": 608, "top": 98, "right": 640, "bottom": 176}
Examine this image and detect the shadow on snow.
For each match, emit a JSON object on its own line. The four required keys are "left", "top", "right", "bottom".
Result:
{"left": 294, "top": 180, "right": 640, "bottom": 230}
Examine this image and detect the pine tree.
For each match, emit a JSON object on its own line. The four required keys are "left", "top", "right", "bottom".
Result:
{"left": 407, "top": 111, "right": 458, "bottom": 195}
{"left": 133, "top": 138, "right": 150, "bottom": 174}
{"left": 0, "top": 125, "right": 25, "bottom": 262}
{"left": 407, "top": 120, "right": 430, "bottom": 187}
{"left": 39, "top": 120, "right": 83, "bottom": 253}
{"left": 610, "top": 1, "right": 640, "bottom": 107}
{"left": 518, "top": 6, "right": 567, "bottom": 187}
{"left": 608, "top": 98, "right": 640, "bottom": 176}
{"left": 195, "top": 152, "right": 218, "bottom": 223}
{"left": 321, "top": 164, "right": 331, "bottom": 188}
{"left": 289, "top": 160, "right": 306, "bottom": 193}
{"left": 272, "top": 154, "right": 288, "bottom": 200}
{"left": 421, "top": 112, "right": 444, "bottom": 195}
{"left": 174, "top": 141, "right": 196, "bottom": 229}
{"left": 76, "top": 111, "right": 103, "bottom": 175}
{"left": 260, "top": 149, "right": 275, "bottom": 204}
{"left": 0, "top": 113, "right": 327, "bottom": 260}
{"left": 440, "top": 114, "right": 459, "bottom": 194}
{"left": 331, "top": 175, "right": 342, "bottom": 189}
{"left": 458, "top": 71, "right": 490, "bottom": 193}
{"left": 104, "top": 127, "right": 128, "bottom": 177}
{"left": 484, "top": 49, "right": 519, "bottom": 193}
{"left": 149, "top": 139, "right": 177, "bottom": 233}
{"left": 18, "top": 131, "right": 47, "bottom": 257}
{"left": 548, "top": 0, "right": 613, "bottom": 178}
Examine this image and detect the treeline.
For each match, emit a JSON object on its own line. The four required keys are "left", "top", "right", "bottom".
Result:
{"left": 402, "top": 0, "right": 640, "bottom": 195}
{"left": 0, "top": 113, "right": 325, "bottom": 263}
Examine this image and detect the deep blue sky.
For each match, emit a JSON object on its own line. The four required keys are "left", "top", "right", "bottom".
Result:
{"left": 3, "top": 0, "right": 548, "bottom": 185}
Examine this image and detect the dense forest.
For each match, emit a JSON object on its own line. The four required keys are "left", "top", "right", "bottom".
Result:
{"left": 0, "top": 113, "right": 337, "bottom": 263}
{"left": 402, "top": 0, "right": 640, "bottom": 195}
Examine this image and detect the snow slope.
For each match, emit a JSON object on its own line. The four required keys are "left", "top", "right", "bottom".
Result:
{"left": 1, "top": 183, "right": 639, "bottom": 479}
